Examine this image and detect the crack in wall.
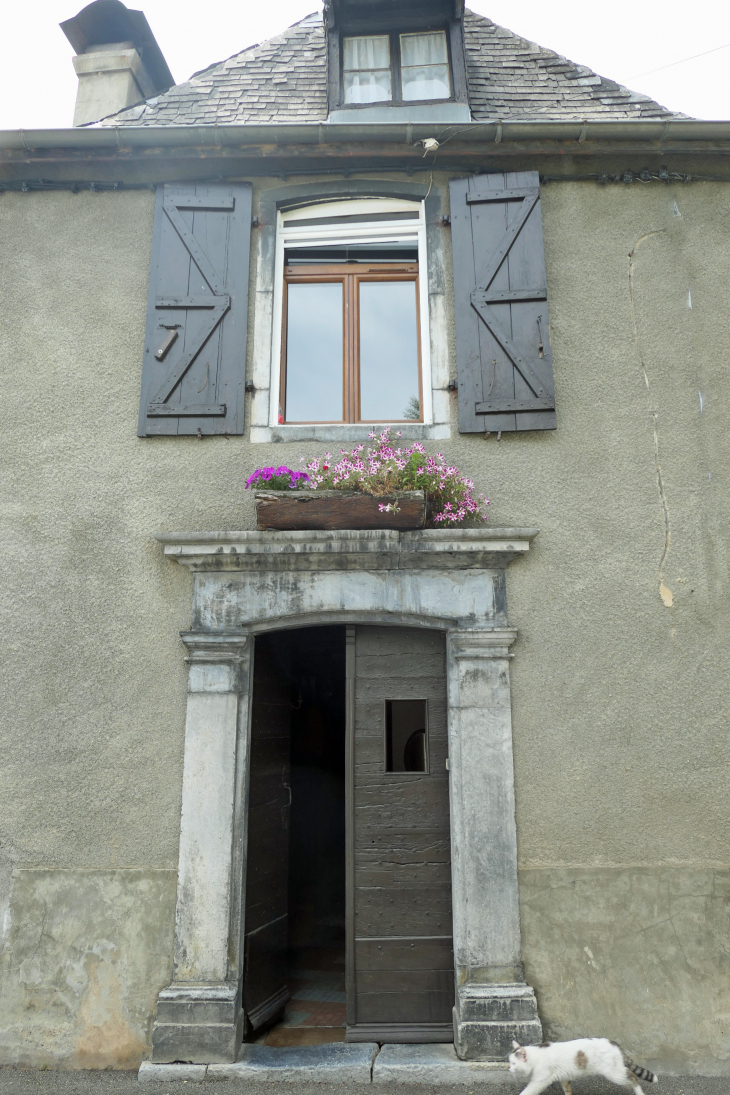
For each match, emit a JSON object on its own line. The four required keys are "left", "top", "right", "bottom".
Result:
{"left": 628, "top": 230, "right": 673, "bottom": 609}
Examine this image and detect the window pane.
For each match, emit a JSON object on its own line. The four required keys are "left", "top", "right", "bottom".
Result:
{"left": 400, "top": 31, "right": 448, "bottom": 67}
{"left": 359, "top": 281, "right": 420, "bottom": 421}
{"left": 343, "top": 35, "right": 390, "bottom": 70}
{"left": 344, "top": 70, "right": 392, "bottom": 104}
{"left": 285, "top": 282, "right": 343, "bottom": 422}
{"left": 343, "top": 35, "right": 392, "bottom": 103}
{"left": 402, "top": 64, "right": 450, "bottom": 101}
{"left": 386, "top": 700, "right": 427, "bottom": 773}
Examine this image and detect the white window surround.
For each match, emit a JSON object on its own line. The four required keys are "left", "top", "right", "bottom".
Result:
{"left": 249, "top": 196, "right": 451, "bottom": 444}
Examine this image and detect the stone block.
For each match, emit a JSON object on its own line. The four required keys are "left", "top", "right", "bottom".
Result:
{"left": 454, "top": 984, "right": 542, "bottom": 1060}
{"left": 138, "top": 1063, "right": 208, "bottom": 1083}
{"left": 372, "top": 1043, "right": 517, "bottom": 1084}
{"left": 207, "top": 1042, "right": 379, "bottom": 1082}
{"left": 456, "top": 1020, "right": 542, "bottom": 1061}
{"left": 155, "top": 986, "right": 240, "bottom": 1026}
{"left": 457, "top": 983, "right": 542, "bottom": 1023}
{"left": 151, "top": 1017, "right": 243, "bottom": 1064}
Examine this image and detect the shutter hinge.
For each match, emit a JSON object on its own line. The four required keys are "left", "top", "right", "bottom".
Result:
{"left": 251, "top": 215, "right": 259, "bottom": 228}
{"left": 441, "top": 215, "right": 451, "bottom": 227}
{"left": 245, "top": 380, "right": 256, "bottom": 393}
{"left": 447, "top": 379, "right": 458, "bottom": 392}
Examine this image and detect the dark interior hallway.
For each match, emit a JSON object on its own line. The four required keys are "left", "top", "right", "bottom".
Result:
{"left": 245, "top": 626, "right": 346, "bottom": 1046}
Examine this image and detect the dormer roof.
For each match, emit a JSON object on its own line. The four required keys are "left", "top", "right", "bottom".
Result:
{"left": 101, "top": 8, "right": 683, "bottom": 128}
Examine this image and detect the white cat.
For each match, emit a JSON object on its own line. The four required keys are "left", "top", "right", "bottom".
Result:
{"left": 508, "top": 1037, "right": 658, "bottom": 1095}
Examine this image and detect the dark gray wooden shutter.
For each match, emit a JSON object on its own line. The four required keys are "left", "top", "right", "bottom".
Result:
{"left": 138, "top": 182, "right": 252, "bottom": 436}
{"left": 449, "top": 171, "right": 556, "bottom": 433}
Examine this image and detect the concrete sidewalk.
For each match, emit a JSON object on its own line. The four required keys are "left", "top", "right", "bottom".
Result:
{"left": 0, "top": 1070, "right": 727, "bottom": 1095}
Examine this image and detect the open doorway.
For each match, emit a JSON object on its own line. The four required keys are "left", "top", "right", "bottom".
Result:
{"left": 243, "top": 626, "right": 346, "bottom": 1047}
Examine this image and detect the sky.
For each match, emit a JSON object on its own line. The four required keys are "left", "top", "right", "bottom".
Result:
{"left": 1, "top": 0, "right": 729, "bottom": 129}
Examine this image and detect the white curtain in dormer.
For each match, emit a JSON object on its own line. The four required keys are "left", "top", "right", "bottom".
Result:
{"left": 343, "top": 35, "right": 392, "bottom": 103}
{"left": 400, "top": 31, "right": 450, "bottom": 101}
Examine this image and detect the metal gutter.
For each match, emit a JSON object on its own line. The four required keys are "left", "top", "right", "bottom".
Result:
{"left": 2, "top": 119, "right": 730, "bottom": 150}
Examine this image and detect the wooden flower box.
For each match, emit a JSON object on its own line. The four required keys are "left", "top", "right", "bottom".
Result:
{"left": 254, "top": 490, "right": 427, "bottom": 531}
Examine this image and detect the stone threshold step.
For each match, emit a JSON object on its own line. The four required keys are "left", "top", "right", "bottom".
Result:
{"left": 139, "top": 1043, "right": 516, "bottom": 1084}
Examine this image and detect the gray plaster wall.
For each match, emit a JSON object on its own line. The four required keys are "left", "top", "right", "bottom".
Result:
{"left": 0, "top": 175, "right": 728, "bottom": 1069}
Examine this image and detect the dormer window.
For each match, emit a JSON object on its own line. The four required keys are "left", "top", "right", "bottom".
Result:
{"left": 342, "top": 29, "right": 451, "bottom": 106}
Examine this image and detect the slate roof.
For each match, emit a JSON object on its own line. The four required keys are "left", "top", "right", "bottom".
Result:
{"left": 103, "top": 8, "right": 680, "bottom": 128}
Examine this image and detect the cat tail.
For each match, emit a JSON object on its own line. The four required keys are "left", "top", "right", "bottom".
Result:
{"left": 627, "top": 1060, "right": 658, "bottom": 1084}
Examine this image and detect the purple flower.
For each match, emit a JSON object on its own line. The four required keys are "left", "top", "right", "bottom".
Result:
{"left": 245, "top": 466, "right": 310, "bottom": 491}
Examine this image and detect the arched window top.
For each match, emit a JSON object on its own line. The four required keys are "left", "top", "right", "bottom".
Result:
{"left": 281, "top": 197, "right": 422, "bottom": 227}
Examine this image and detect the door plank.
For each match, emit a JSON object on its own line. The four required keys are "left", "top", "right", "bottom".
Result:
{"left": 356, "top": 990, "right": 453, "bottom": 1024}
{"left": 356, "top": 936, "right": 454, "bottom": 971}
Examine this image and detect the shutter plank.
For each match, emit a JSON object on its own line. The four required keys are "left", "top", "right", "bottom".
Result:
{"left": 178, "top": 191, "right": 231, "bottom": 436}
{"left": 138, "top": 182, "right": 251, "bottom": 436}
{"left": 450, "top": 170, "right": 556, "bottom": 433}
{"left": 469, "top": 172, "right": 515, "bottom": 433}
{"left": 507, "top": 170, "right": 556, "bottom": 431}
{"left": 140, "top": 187, "right": 189, "bottom": 437}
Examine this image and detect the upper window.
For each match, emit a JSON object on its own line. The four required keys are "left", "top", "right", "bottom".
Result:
{"left": 271, "top": 199, "right": 431, "bottom": 427}
{"left": 342, "top": 30, "right": 451, "bottom": 106}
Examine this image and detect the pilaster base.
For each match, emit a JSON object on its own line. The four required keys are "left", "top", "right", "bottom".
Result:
{"left": 151, "top": 983, "right": 243, "bottom": 1064}
{"left": 454, "top": 983, "right": 542, "bottom": 1061}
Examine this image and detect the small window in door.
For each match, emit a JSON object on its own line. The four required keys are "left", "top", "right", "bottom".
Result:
{"left": 385, "top": 699, "right": 428, "bottom": 773}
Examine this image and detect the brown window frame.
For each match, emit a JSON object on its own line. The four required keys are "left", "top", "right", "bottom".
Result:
{"left": 279, "top": 261, "right": 423, "bottom": 425}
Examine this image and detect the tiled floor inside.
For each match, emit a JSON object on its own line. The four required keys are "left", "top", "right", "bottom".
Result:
{"left": 257, "top": 946, "right": 346, "bottom": 1047}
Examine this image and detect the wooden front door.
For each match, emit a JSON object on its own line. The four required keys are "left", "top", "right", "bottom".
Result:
{"left": 346, "top": 625, "right": 454, "bottom": 1042}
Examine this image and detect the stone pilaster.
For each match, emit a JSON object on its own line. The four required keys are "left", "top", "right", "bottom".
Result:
{"left": 446, "top": 628, "right": 541, "bottom": 1060}
{"left": 151, "top": 632, "right": 252, "bottom": 1064}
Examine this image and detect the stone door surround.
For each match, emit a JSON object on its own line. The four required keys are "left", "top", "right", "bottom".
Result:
{"left": 151, "top": 528, "right": 542, "bottom": 1063}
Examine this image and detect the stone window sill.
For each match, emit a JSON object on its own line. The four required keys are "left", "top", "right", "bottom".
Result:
{"left": 250, "top": 424, "right": 451, "bottom": 444}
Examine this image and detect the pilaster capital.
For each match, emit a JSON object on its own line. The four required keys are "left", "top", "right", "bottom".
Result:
{"left": 448, "top": 627, "right": 518, "bottom": 660}
{"left": 180, "top": 631, "right": 250, "bottom": 664}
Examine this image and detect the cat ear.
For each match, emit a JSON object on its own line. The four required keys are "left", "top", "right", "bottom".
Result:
{"left": 512, "top": 1041, "right": 521, "bottom": 1050}
{"left": 518, "top": 1049, "right": 528, "bottom": 1062}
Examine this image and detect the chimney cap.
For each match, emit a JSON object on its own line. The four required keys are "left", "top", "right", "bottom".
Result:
{"left": 61, "top": 0, "right": 174, "bottom": 96}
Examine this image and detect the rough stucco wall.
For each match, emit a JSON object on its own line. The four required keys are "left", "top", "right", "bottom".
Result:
{"left": 519, "top": 866, "right": 730, "bottom": 1075}
{"left": 506, "top": 181, "right": 730, "bottom": 869}
{"left": 0, "top": 177, "right": 728, "bottom": 1069}
{"left": 0, "top": 871, "right": 176, "bottom": 1068}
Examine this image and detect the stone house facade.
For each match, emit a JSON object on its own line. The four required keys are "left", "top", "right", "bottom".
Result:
{"left": 1, "top": 0, "right": 729, "bottom": 1075}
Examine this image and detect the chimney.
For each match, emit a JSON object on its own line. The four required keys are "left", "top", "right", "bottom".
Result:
{"left": 61, "top": 0, "right": 174, "bottom": 126}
